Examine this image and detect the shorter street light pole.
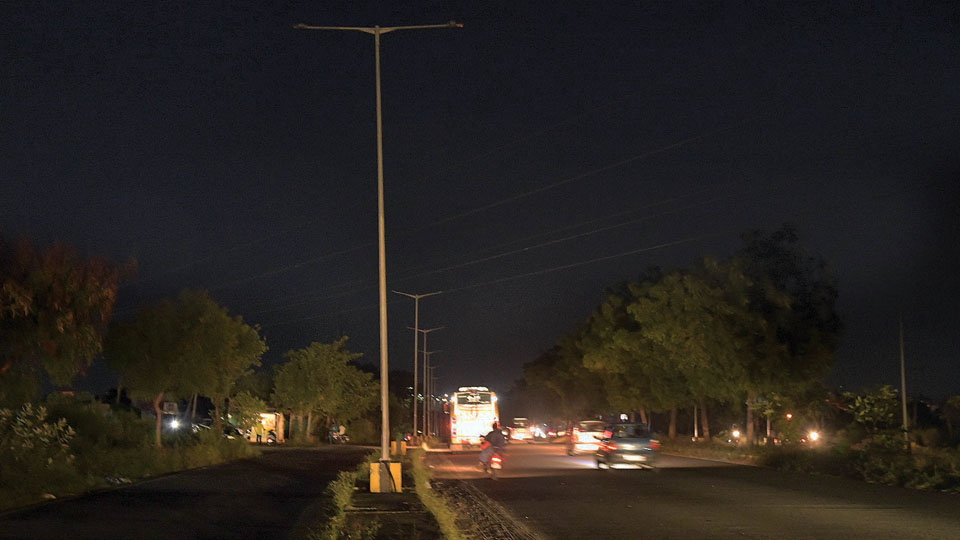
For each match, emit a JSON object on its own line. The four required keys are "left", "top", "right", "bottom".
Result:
{"left": 413, "top": 327, "right": 443, "bottom": 434}
{"left": 430, "top": 364, "right": 440, "bottom": 437}
{"left": 394, "top": 290, "right": 441, "bottom": 439}
{"left": 424, "top": 351, "right": 440, "bottom": 437}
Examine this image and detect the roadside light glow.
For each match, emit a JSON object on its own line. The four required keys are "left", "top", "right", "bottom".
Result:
{"left": 809, "top": 431, "right": 820, "bottom": 441}
{"left": 786, "top": 413, "right": 793, "bottom": 420}
{"left": 169, "top": 419, "right": 180, "bottom": 430}
{"left": 732, "top": 430, "right": 741, "bottom": 438}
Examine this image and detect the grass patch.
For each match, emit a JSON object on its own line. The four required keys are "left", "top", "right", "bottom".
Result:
{"left": 407, "top": 449, "right": 466, "bottom": 540}
{"left": 661, "top": 438, "right": 761, "bottom": 465}
{"left": 662, "top": 437, "right": 960, "bottom": 493}
{"left": 308, "top": 452, "right": 379, "bottom": 540}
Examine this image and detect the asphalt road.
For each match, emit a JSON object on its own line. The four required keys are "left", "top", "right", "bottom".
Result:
{"left": 0, "top": 446, "right": 371, "bottom": 540}
{"left": 427, "top": 444, "right": 960, "bottom": 540}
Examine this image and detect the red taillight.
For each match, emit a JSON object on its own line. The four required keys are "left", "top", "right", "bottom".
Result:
{"left": 604, "top": 441, "right": 618, "bottom": 451}
{"left": 572, "top": 427, "right": 580, "bottom": 442}
{"left": 650, "top": 439, "right": 661, "bottom": 451}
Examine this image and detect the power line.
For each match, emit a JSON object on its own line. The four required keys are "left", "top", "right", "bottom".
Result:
{"left": 404, "top": 118, "right": 758, "bottom": 233}
{"left": 261, "top": 233, "right": 715, "bottom": 328}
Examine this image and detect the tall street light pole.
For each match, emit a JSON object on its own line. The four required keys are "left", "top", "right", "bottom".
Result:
{"left": 394, "top": 290, "right": 441, "bottom": 439}
{"left": 294, "top": 21, "right": 461, "bottom": 469}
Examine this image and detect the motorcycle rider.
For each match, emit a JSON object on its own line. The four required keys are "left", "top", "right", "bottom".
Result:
{"left": 479, "top": 422, "right": 507, "bottom": 469}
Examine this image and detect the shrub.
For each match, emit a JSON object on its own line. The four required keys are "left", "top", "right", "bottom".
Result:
{"left": 0, "top": 403, "right": 86, "bottom": 508}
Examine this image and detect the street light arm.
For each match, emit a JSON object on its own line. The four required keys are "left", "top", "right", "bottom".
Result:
{"left": 293, "top": 24, "right": 375, "bottom": 33}
{"left": 392, "top": 290, "right": 443, "bottom": 300}
{"left": 294, "top": 22, "right": 462, "bottom": 34}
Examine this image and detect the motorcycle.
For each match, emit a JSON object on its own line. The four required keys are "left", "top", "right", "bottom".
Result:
{"left": 479, "top": 441, "right": 505, "bottom": 479}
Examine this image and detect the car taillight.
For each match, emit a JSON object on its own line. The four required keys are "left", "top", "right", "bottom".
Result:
{"left": 650, "top": 439, "right": 661, "bottom": 451}
{"left": 604, "top": 441, "right": 618, "bottom": 451}
{"left": 572, "top": 427, "right": 580, "bottom": 442}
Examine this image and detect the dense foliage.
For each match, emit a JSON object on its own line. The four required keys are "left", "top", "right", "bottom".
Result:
{"left": 0, "top": 236, "right": 131, "bottom": 406}
{"left": 510, "top": 225, "right": 842, "bottom": 441}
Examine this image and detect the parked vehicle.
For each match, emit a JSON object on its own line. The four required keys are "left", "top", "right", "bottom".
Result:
{"left": 566, "top": 420, "right": 606, "bottom": 455}
{"left": 595, "top": 423, "right": 660, "bottom": 469}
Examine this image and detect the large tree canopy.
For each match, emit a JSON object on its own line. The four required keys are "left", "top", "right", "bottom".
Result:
{"left": 1, "top": 236, "right": 131, "bottom": 406}
{"left": 509, "top": 225, "right": 841, "bottom": 442}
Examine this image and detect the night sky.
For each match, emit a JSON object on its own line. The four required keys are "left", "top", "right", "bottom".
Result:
{"left": 3, "top": 2, "right": 958, "bottom": 401}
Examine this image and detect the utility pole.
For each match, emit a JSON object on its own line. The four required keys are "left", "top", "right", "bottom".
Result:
{"left": 900, "top": 316, "right": 909, "bottom": 445}
{"left": 293, "top": 21, "right": 460, "bottom": 488}
{"left": 394, "top": 290, "right": 441, "bottom": 440}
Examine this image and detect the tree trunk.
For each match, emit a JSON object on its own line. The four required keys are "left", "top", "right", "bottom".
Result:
{"left": 153, "top": 392, "right": 164, "bottom": 448}
{"left": 116, "top": 382, "right": 123, "bottom": 405}
{"left": 669, "top": 407, "right": 678, "bottom": 440}
{"left": 699, "top": 398, "right": 711, "bottom": 440}
{"left": 639, "top": 408, "right": 649, "bottom": 424}
{"left": 745, "top": 394, "right": 755, "bottom": 445}
{"left": 191, "top": 393, "right": 198, "bottom": 422}
{"left": 288, "top": 413, "right": 296, "bottom": 439}
{"left": 306, "top": 412, "right": 314, "bottom": 442}
{"left": 213, "top": 401, "right": 223, "bottom": 434}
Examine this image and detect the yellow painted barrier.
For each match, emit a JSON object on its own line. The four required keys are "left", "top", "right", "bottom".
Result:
{"left": 369, "top": 461, "right": 402, "bottom": 493}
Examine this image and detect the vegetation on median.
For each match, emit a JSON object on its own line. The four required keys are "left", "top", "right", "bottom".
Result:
{"left": 408, "top": 449, "right": 466, "bottom": 540}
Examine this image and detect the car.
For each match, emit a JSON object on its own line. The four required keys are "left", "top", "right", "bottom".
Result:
{"left": 510, "top": 417, "right": 534, "bottom": 442}
{"left": 595, "top": 423, "right": 660, "bottom": 469}
{"left": 566, "top": 420, "right": 607, "bottom": 455}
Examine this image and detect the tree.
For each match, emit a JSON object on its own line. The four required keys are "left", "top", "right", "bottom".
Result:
{"left": 104, "top": 297, "right": 186, "bottom": 447}
{"left": 230, "top": 391, "right": 268, "bottom": 434}
{"left": 734, "top": 225, "right": 842, "bottom": 441}
{"left": 844, "top": 385, "right": 900, "bottom": 434}
{"left": 625, "top": 264, "right": 754, "bottom": 438}
{"left": 104, "top": 290, "right": 265, "bottom": 446}
{"left": 1, "top": 236, "right": 132, "bottom": 406}
{"left": 272, "top": 337, "right": 375, "bottom": 441}
{"left": 176, "top": 291, "right": 267, "bottom": 433}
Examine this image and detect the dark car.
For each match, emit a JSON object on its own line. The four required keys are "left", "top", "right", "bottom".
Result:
{"left": 595, "top": 423, "right": 660, "bottom": 469}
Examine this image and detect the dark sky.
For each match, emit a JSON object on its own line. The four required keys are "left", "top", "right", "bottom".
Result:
{"left": 3, "top": 2, "right": 959, "bottom": 400}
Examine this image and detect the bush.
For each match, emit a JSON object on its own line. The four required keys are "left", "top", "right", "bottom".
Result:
{"left": 0, "top": 403, "right": 87, "bottom": 508}
{"left": 0, "top": 397, "right": 261, "bottom": 512}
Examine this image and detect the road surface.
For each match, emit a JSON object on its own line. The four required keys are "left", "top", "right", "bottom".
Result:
{"left": 0, "top": 446, "right": 371, "bottom": 540}
{"left": 426, "top": 443, "right": 960, "bottom": 540}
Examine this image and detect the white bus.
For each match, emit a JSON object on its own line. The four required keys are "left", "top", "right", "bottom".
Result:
{"left": 450, "top": 386, "right": 499, "bottom": 446}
